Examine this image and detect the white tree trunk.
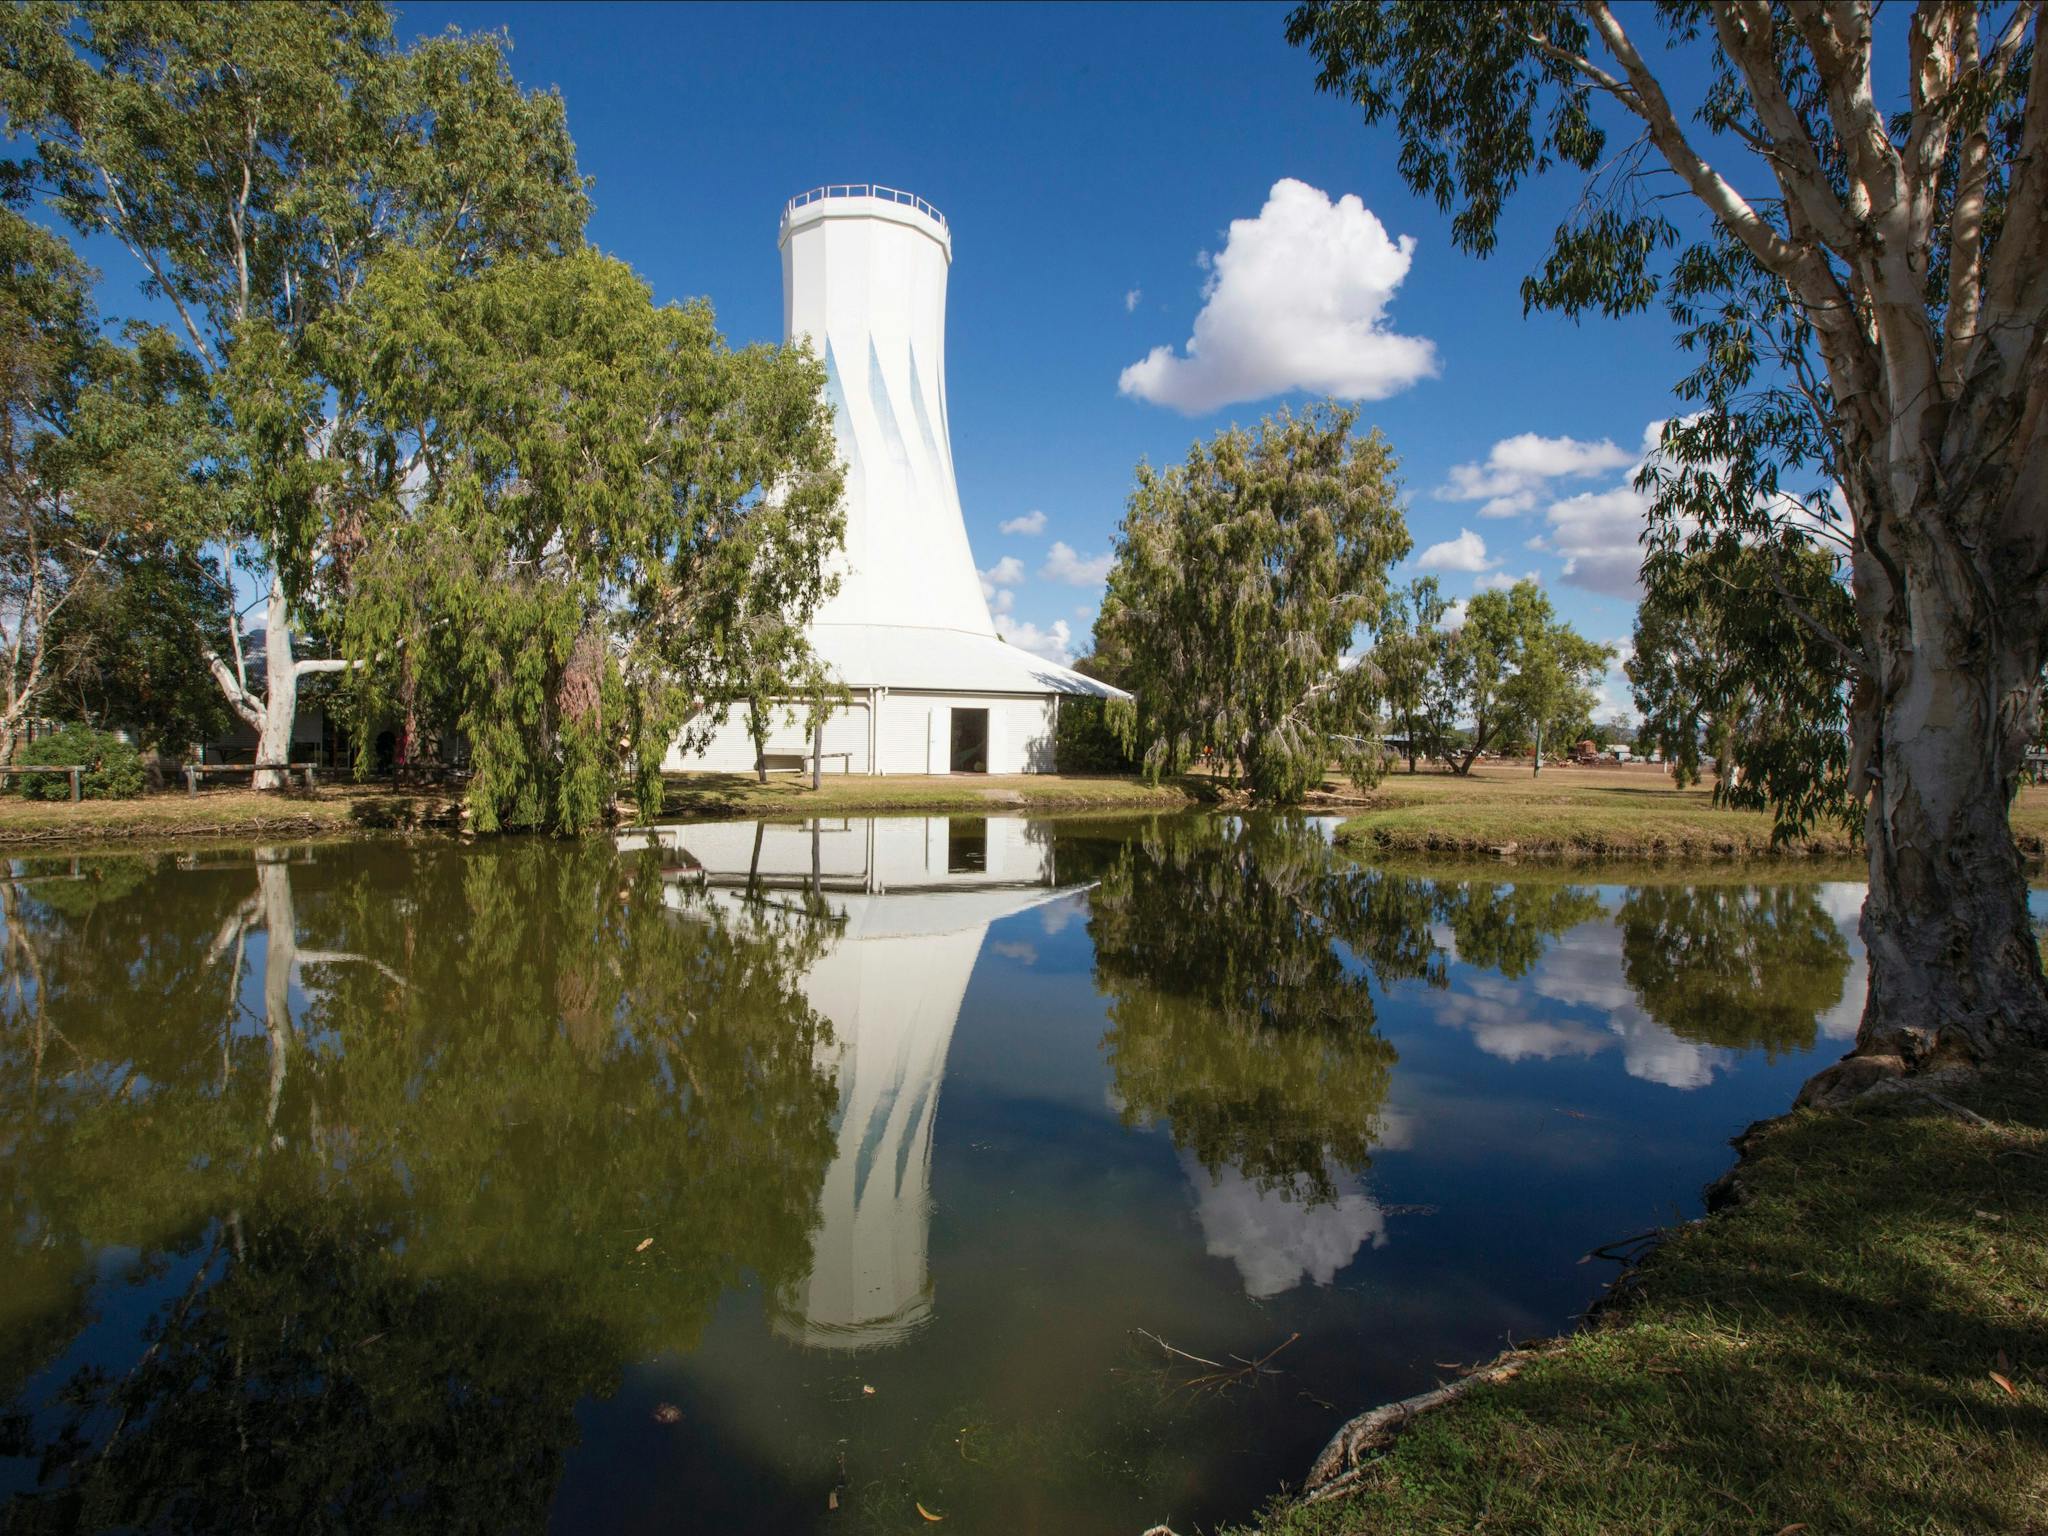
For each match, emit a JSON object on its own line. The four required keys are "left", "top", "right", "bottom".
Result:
{"left": 256, "top": 852, "right": 296, "bottom": 1129}
{"left": 254, "top": 572, "right": 298, "bottom": 791}
{"left": 1857, "top": 579, "right": 2047, "bottom": 1063}
{"left": 1804, "top": 477, "right": 2048, "bottom": 1103}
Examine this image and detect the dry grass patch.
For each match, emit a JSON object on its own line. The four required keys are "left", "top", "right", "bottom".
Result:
{"left": 1338, "top": 763, "right": 2048, "bottom": 859}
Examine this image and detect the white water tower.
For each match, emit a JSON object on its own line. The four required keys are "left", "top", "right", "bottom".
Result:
{"left": 668, "top": 185, "right": 1122, "bottom": 777}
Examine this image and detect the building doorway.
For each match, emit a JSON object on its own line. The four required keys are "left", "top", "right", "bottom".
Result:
{"left": 948, "top": 707, "right": 989, "bottom": 773}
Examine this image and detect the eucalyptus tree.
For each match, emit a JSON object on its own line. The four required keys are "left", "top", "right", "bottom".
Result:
{"left": 334, "top": 250, "right": 842, "bottom": 833}
{"left": 0, "top": 204, "right": 223, "bottom": 760}
{"left": 1442, "top": 579, "right": 1609, "bottom": 775}
{"left": 1286, "top": 2, "right": 2048, "bottom": 1075}
{"left": 0, "top": 2, "right": 589, "bottom": 785}
{"left": 1629, "top": 541, "right": 1856, "bottom": 830}
{"left": 1095, "top": 403, "right": 1411, "bottom": 801}
{"left": 1369, "top": 573, "right": 1455, "bottom": 770}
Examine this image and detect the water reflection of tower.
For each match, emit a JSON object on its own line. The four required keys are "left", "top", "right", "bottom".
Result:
{"left": 625, "top": 817, "right": 1086, "bottom": 1349}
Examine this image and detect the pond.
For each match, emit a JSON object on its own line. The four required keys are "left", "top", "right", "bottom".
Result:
{"left": 2, "top": 814, "right": 2039, "bottom": 1534}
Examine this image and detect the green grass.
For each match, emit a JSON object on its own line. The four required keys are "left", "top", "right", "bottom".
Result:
{"left": 1234, "top": 1050, "right": 2048, "bottom": 1536}
{"left": 0, "top": 782, "right": 462, "bottom": 847}
{"left": 1337, "top": 764, "right": 2048, "bottom": 859}
{"left": 644, "top": 770, "right": 1207, "bottom": 822}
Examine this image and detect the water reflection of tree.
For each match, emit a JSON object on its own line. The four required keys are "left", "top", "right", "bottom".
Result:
{"left": 1086, "top": 819, "right": 1601, "bottom": 1198}
{"left": 0, "top": 843, "right": 842, "bottom": 1529}
{"left": 1619, "top": 884, "right": 1851, "bottom": 1057}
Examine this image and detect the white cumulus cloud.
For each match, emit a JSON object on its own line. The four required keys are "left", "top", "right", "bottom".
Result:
{"left": 1041, "top": 541, "right": 1113, "bottom": 586}
{"left": 1544, "top": 484, "right": 1653, "bottom": 598}
{"left": 979, "top": 556, "right": 1025, "bottom": 592}
{"left": 999, "top": 617, "right": 1074, "bottom": 664}
{"left": 1118, "top": 178, "right": 1437, "bottom": 414}
{"left": 1123, "top": 287, "right": 1142, "bottom": 314}
{"left": 1474, "top": 569, "right": 1538, "bottom": 591}
{"left": 999, "top": 509, "right": 1047, "bottom": 536}
{"left": 1438, "top": 433, "right": 1634, "bottom": 518}
{"left": 1414, "top": 528, "right": 1495, "bottom": 574}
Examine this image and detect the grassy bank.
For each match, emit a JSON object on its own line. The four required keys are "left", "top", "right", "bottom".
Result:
{"left": 0, "top": 783, "right": 469, "bottom": 847}
{"left": 645, "top": 770, "right": 1206, "bottom": 821}
{"left": 1234, "top": 1051, "right": 2048, "bottom": 1536}
{"left": 0, "top": 773, "right": 1202, "bottom": 849}
{"left": 1337, "top": 762, "right": 2048, "bottom": 859}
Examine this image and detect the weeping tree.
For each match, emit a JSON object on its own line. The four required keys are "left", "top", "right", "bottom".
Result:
{"left": 333, "top": 249, "right": 842, "bottom": 833}
{"left": 0, "top": 2, "right": 590, "bottom": 786}
{"left": 1094, "top": 402, "right": 1411, "bottom": 801}
{"left": 1289, "top": 1, "right": 2048, "bottom": 1087}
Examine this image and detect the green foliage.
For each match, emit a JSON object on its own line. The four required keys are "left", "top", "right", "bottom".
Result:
{"left": 1367, "top": 575, "right": 1456, "bottom": 769}
{"left": 43, "top": 544, "right": 233, "bottom": 750}
{"left": 1284, "top": 3, "right": 1609, "bottom": 263}
{"left": 332, "top": 249, "right": 843, "bottom": 833}
{"left": 1442, "top": 579, "right": 1610, "bottom": 774}
{"left": 11, "top": 724, "right": 141, "bottom": 797}
{"left": 1054, "top": 657, "right": 1137, "bottom": 774}
{"left": 1095, "top": 404, "right": 1411, "bottom": 801}
{"left": 0, "top": 202, "right": 226, "bottom": 755}
{"left": 1630, "top": 539, "right": 1856, "bottom": 840}
{"left": 0, "top": 0, "right": 594, "bottom": 741}
{"left": 1053, "top": 695, "right": 1134, "bottom": 774}
{"left": 1618, "top": 883, "right": 1851, "bottom": 1059}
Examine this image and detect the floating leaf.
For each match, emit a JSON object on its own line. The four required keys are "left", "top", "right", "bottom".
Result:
{"left": 653, "top": 1403, "right": 683, "bottom": 1424}
{"left": 827, "top": 1489, "right": 839, "bottom": 1511}
{"left": 916, "top": 1502, "right": 945, "bottom": 1522}
{"left": 1991, "top": 1371, "right": 2019, "bottom": 1399}
{"left": 861, "top": 1384, "right": 876, "bottom": 1396}
{"left": 635, "top": 1237, "right": 654, "bottom": 1253}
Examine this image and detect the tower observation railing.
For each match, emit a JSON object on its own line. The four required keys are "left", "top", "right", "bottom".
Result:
{"left": 783, "top": 184, "right": 948, "bottom": 228}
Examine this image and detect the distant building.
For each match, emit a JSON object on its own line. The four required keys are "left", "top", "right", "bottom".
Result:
{"left": 667, "top": 185, "right": 1123, "bottom": 778}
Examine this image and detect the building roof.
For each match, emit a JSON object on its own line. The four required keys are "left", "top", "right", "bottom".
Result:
{"left": 808, "top": 622, "right": 1126, "bottom": 699}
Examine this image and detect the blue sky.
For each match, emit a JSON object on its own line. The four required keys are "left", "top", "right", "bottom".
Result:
{"left": 92, "top": 1, "right": 1732, "bottom": 721}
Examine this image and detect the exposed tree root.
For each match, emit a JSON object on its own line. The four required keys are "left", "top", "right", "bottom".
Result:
{"left": 1299, "top": 1342, "right": 1564, "bottom": 1503}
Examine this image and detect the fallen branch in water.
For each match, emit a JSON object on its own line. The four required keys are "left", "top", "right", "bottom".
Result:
{"left": 1129, "top": 1328, "right": 1301, "bottom": 1396}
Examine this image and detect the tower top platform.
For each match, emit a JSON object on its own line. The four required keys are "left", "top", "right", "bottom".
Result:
{"left": 782, "top": 184, "right": 950, "bottom": 254}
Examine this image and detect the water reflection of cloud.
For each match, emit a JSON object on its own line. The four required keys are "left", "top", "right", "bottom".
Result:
{"left": 990, "top": 940, "right": 1038, "bottom": 964}
{"left": 1183, "top": 1155, "right": 1387, "bottom": 1299}
{"left": 1431, "top": 927, "right": 1731, "bottom": 1090}
{"left": 1038, "top": 893, "right": 1089, "bottom": 936}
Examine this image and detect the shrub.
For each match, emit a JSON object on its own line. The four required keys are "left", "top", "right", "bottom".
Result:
{"left": 1054, "top": 697, "right": 1135, "bottom": 774}
{"left": 12, "top": 726, "right": 146, "bottom": 800}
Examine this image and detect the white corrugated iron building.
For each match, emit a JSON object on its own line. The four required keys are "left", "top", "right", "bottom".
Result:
{"left": 666, "top": 185, "right": 1123, "bottom": 777}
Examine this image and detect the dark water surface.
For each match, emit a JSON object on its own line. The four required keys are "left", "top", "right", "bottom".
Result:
{"left": 4, "top": 814, "right": 2040, "bottom": 1534}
